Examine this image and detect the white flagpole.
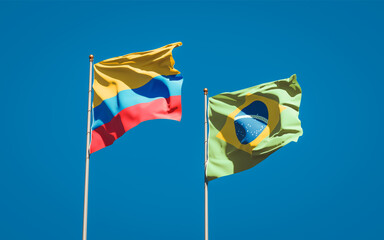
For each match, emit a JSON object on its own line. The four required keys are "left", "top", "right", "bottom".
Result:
{"left": 83, "top": 54, "right": 94, "bottom": 240}
{"left": 204, "top": 88, "right": 208, "bottom": 240}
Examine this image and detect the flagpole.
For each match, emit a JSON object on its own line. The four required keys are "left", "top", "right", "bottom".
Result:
{"left": 204, "top": 88, "right": 208, "bottom": 240}
{"left": 83, "top": 54, "right": 94, "bottom": 240}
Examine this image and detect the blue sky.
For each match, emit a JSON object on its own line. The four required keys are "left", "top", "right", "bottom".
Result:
{"left": 0, "top": 1, "right": 383, "bottom": 239}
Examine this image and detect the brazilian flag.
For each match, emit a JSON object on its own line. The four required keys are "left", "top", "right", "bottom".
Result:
{"left": 207, "top": 74, "right": 302, "bottom": 181}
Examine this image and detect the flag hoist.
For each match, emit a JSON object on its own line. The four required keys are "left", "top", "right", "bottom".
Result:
{"left": 82, "top": 43, "right": 183, "bottom": 240}
{"left": 204, "top": 75, "right": 302, "bottom": 239}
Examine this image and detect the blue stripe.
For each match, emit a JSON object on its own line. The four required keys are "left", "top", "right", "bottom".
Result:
{"left": 92, "top": 74, "right": 183, "bottom": 130}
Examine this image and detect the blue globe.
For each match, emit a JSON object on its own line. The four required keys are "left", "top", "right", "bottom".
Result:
{"left": 234, "top": 101, "right": 269, "bottom": 144}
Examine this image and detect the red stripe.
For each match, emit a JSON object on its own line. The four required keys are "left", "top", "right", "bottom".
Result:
{"left": 90, "top": 96, "right": 181, "bottom": 153}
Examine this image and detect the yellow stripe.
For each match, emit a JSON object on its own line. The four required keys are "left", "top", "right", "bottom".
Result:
{"left": 93, "top": 42, "right": 182, "bottom": 108}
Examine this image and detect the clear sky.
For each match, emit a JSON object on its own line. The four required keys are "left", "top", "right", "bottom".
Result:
{"left": 1, "top": 1, "right": 383, "bottom": 240}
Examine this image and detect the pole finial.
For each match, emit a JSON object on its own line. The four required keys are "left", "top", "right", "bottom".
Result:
{"left": 204, "top": 88, "right": 208, "bottom": 95}
{"left": 89, "top": 55, "right": 94, "bottom": 62}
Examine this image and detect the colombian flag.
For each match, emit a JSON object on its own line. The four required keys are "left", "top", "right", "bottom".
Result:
{"left": 207, "top": 75, "right": 302, "bottom": 181}
{"left": 90, "top": 43, "right": 183, "bottom": 153}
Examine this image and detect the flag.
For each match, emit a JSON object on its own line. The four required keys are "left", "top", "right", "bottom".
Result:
{"left": 207, "top": 74, "right": 302, "bottom": 181}
{"left": 90, "top": 42, "right": 183, "bottom": 153}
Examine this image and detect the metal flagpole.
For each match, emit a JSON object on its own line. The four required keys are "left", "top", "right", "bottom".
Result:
{"left": 83, "top": 54, "right": 94, "bottom": 240}
{"left": 204, "top": 88, "right": 208, "bottom": 240}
